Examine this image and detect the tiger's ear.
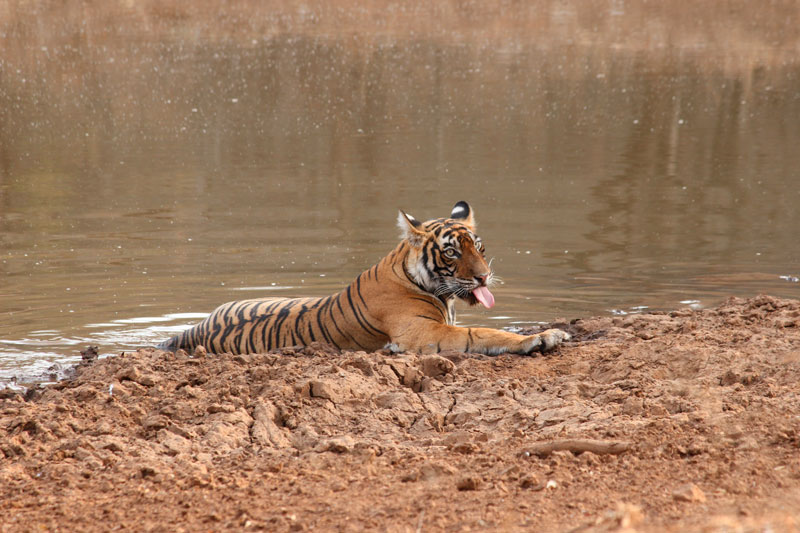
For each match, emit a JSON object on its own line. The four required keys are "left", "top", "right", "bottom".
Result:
{"left": 450, "top": 200, "right": 476, "bottom": 228}
{"left": 397, "top": 210, "right": 428, "bottom": 247}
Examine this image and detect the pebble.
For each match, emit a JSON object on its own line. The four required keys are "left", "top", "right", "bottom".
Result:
{"left": 672, "top": 483, "right": 707, "bottom": 503}
{"left": 456, "top": 476, "right": 482, "bottom": 491}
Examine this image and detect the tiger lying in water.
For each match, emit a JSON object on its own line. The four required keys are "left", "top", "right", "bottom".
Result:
{"left": 158, "top": 201, "right": 570, "bottom": 356}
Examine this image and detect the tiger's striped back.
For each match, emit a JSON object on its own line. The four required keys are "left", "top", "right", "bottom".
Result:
{"left": 158, "top": 265, "right": 395, "bottom": 354}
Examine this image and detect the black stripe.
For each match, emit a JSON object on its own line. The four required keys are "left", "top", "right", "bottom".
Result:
{"left": 294, "top": 304, "right": 310, "bottom": 345}
{"left": 234, "top": 302, "right": 249, "bottom": 324}
{"left": 247, "top": 318, "right": 261, "bottom": 353}
{"left": 328, "top": 296, "right": 348, "bottom": 340}
{"left": 392, "top": 262, "right": 405, "bottom": 280}
{"left": 346, "top": 286, "right": 387, "bottom": 338}
{"left": 315, "top": 297, "right": 339, "bottom": 348}
{"left": 410, "top": 297, "right": 446, "bottom": 319}
{"left": 295, "top": 327, "right": 307, "bottom": 346}
{"left": 243, "top": 323, "right": 253, "bottom": 354}
{"left": 355, "top": 273, "right": 371, "bottom": 311}
{"left": 331, "top": 293, "right": 368, "bottom": 350}
{"left": 263, "top": 313, "right": 273, "bottom": 351}
{"left": 209, "top": 319, "right": 223, "bottom": 350}
{"left": 335, "top": 293, "right": 347, "bottom": 321}
{"left": 221, "top": 322, "right": 239, "bottom": 353}
{"left": 421, "top": 245, "right": 430, "bottom": 271}
{"left": 261, "top": 300, "right": 285, "bottom": 352}
{"left": 272, "top": 300, "right": 299, "bottom": 348}
{"left": 194, "top": 319, "right": 205, "bottom": 346}
{"left": 344, "top": 286, "right": 372, "bottom": 334}
{"left": 400, "top": 262, "right": 429, "bottom": 294}
{"left": 248, "top": 311, "right": 272, "bottom": 352}
{"left": 232, "top": 308, "right": 248, "bottom": 349}
{"left": 415, "top": 314, "right": 440, "bottom": 322}
{"left": 210, "top": 301, "right": 238, "bottom": 350}
{"left": 220, "top": 301, "right": 238, "bottom": 325}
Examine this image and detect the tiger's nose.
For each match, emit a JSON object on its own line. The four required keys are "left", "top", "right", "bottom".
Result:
{"left": 474, "top": 273, "right": 489, "bottom": 286}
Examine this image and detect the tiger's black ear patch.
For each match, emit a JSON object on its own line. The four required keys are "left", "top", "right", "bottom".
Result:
{"left": 451, "top": 201, "right": 471, "bottom": 219}
{"left": 450, "top": 201, "right": 476, "bottom": 228}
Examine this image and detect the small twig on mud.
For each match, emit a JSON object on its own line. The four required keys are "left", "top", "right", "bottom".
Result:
{"left": 521, "top": 439, "right": 632, "bottom": 457}
{"left": 416, "top": 509, "right": 425, "bottom": 533}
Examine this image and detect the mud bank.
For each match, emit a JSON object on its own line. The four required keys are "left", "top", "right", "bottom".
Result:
{"left": 2, "top": 295, "right": 800, "bottom": 532}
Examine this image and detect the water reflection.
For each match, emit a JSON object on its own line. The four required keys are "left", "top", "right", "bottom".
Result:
{"left": 1, "top": 1, "right": 799, "bottom": 379}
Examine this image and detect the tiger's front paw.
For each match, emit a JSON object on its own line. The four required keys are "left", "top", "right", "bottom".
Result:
{"left": 524, "top": 328, "right": 570, "bottom": 354}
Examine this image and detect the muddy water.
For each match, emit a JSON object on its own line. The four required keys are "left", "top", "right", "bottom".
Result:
{"left": 1, "top": 1, "right": 800, "bottom": 381}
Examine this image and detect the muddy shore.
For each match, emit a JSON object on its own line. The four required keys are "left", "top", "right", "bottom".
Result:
{"left": 2, "top": 295, "right": 800, "bottom": 532}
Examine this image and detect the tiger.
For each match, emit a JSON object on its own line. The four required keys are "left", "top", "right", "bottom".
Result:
{"left": 158, "top": 201, "right": 570, "bottom": 356}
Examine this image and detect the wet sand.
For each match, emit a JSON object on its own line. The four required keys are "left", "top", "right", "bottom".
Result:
{"left": 2, "top": 295, "right": 800, "bottom": 532}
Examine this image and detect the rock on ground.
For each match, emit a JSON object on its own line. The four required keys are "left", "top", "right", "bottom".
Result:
{"left": 2, "top": 295, "right": 800, "bottom": 532}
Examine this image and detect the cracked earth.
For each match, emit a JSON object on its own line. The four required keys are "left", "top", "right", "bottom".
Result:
{"left": 2, "top": 295, "right": 800, "bottom": 532}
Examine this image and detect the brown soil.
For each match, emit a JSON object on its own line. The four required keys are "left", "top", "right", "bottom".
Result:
{"left": 2, "top": 295, "right": 800, "bottom": 532}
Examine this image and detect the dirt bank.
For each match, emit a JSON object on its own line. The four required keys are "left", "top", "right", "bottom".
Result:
{"left": 2, "top": 295, "right": 800, "bottom": 532}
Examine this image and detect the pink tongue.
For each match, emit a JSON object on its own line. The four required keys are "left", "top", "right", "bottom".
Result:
{"left": 472, "top": 286, "right": 495, "bottom": 309}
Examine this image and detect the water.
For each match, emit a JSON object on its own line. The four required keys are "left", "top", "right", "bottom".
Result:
{"left": 2, "top": 1, "right": 800, "bottom": 382}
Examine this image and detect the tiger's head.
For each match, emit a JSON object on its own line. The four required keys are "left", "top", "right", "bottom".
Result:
{"left": 398, "top": 201, "right": 495, "bottom": 308}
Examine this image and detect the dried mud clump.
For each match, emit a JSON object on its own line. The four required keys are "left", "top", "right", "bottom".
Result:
{"left": 2, "top": 295, "right": 800, "bottom": 532}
